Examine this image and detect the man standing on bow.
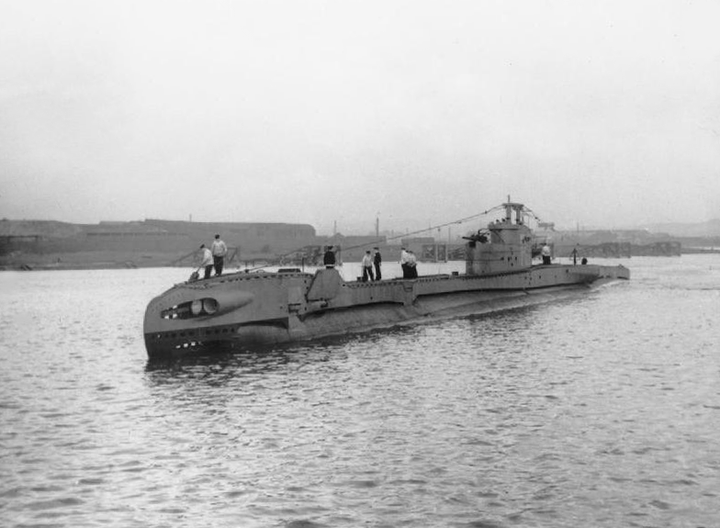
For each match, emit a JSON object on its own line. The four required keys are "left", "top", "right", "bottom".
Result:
{"left": 211, "top": 234, "right": 228, "bottom": 276}
{"left": 199, "top": 244, "right": 213, "bottom": 279}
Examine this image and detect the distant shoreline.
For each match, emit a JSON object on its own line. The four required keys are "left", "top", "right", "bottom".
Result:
{"left": 0, "top": 250, "right": 269, "bottom": 272}
{"left": 3, "top": 248, "right": 719, "bottom": 272}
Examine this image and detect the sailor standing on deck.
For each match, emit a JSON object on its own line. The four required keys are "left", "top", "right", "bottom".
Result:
{"left": 373, "top": 247, "right": 382, "bottom": 280}
{"left": 400, "top": 247, "right": 410, "bottom": 278}
{"left": 361, "top": 251, "right": 374, "bottom": 282}
{"left": 211, "top": 234, "right": 228, "bottom": 276}
{"left": 541, "top": 243, "right": 552, "bottom": 265}
{"left": 323, "top": 245, "right": 337, "bottom": 268}
{"left": 199, "top": 244, "right": 213, "bottom": 279}
{"left": 407, "top": 250, "right": 418, "bottom": 278}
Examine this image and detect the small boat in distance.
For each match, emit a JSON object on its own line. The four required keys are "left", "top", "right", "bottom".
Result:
{"left": 143, "top": 201, "right": 629, "bottom": 359}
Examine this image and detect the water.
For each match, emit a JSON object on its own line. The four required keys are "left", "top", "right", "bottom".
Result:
{"left": 1, "top": 256, "right": 719, "bottom": 528}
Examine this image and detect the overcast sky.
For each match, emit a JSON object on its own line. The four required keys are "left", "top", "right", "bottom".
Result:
{"left": 1, "top": 0, "right": 719, "bottom": 234}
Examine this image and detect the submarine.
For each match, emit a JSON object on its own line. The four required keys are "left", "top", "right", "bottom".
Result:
{"left": 143, "top": 201, "right": 629, "bottom": 358}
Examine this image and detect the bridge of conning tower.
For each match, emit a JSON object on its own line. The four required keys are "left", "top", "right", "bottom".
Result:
{"left": 502, "top": 202, "right": 526, "bottom": 224}
{"left": 466, "top": 201, "right": 534, "bottom": 276}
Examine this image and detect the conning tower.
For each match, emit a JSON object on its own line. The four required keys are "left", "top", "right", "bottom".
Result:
{"left": 465, "top": 201, "right": 533, "bottom": 276}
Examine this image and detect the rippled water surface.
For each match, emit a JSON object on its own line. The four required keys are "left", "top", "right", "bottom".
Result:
{"left": 2, "top": 256, "right": 720, "bottom": 527}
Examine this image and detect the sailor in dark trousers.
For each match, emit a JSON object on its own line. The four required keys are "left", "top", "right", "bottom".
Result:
{"left": 211, "top": 234, "right": 228, "bottom": 276}
{"left": 361, "top": 251, "right": 374, "bottom": 282}
{"left": 199, "top": 244, "right": 213, "bottom": 279}
{"left": 323, "top": 246, "right": 336, "bottom": 268}
{"left": 541, "top": 243, "right": 552, "bottom": 265}
{"left": 406, "top": 250, "right": 418, "bottom": 278}
{"left": 373, "top": 247, "right": 382, "bottom": 280}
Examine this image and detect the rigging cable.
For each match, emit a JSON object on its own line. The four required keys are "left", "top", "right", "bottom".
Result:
{"left": 243, "top": 203, "right": 529, "bottom": 271}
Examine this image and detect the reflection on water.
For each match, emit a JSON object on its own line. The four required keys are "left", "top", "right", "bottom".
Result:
{"left": 2, "top": 257, "right": 720, "bottom": 527}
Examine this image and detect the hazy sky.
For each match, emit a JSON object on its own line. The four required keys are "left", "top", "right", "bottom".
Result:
{"left": 1, "top": 0, "right": 719, "bottom": 234}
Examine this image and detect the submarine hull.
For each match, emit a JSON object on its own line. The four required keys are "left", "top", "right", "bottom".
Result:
{"left": 143, "top": 264, "right": 629, "bottom": 359}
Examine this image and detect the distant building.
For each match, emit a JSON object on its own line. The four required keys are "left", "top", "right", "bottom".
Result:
{"left": 0, "top": 218, "right": 318, "bottom": 261}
